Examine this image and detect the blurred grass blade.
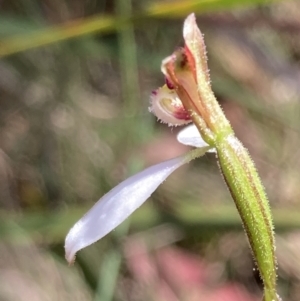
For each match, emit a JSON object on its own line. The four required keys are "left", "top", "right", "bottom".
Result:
{"left": 116, "top": 0, "right": 140, "bottom": 118}
{"left": 0, "top": 0, "right": 278, "bottom": 57}
{"left": 94, "top": 220, "right": 130, "bottom": 301}
{"left": 0, "top": 15, "right": 117, "bottom": 57}
{"left": 94, "top": 250, "right": 122, "bottom": 301}
{"left": 147, "top": 0, "right": 276, "bottom": 18}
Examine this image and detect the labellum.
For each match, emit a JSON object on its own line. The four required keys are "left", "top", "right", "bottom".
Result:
{"left": 149, "top": 84, "right": 192, "bottom": 126}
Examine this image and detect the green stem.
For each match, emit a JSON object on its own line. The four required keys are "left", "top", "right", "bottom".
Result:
{"left": 216, "top": 134, "right": 278, "bottom": 301}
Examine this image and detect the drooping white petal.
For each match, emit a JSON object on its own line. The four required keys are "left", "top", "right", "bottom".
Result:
{"left": 65, "top": 156, "right": 188, "bottom": 264}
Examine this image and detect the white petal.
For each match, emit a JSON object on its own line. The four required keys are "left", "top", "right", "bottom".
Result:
{"left": 65, "top": 156, "right": 188, "bottom": 263}
{"left": 177, "top": 125, "right": 205, "bottom": 147}
{"left": 177, "top": 125, "right": 216, "bottom": 152}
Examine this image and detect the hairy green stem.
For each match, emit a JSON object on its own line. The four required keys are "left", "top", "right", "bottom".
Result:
{"left": 216, "top": 134, "right": 278, "bottom": 301}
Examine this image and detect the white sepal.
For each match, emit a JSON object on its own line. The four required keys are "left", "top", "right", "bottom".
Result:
{"left": 65, "top": 156, "right": 188, "bottom": 264}
{"left": 176, "top": 125, "right": 214, "bottom": 152}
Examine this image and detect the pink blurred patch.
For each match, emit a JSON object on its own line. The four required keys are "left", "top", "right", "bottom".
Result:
{"left": 155, "top": 247, "right": 207, "bottom": 287}
{"left": 124, "top": 237, "right": 258, "bottom": 301}
{"left": 207, "top": 284, "right": 260, "bottom": 301}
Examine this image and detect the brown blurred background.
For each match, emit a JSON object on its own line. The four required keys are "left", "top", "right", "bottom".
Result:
{"left": 0, "top": 0, "right": 300, "bottom": 300}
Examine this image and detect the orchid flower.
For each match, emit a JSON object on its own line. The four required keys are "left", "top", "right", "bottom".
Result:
{"left": 65, "top": 125, "right": 213, "bottom": 264}
{"left": 65, "top": 13, "right": 280, "bottom": 301}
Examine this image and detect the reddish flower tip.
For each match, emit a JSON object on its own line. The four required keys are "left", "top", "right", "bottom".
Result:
{"left": 165, "top": 77, "right": 175, "bottom": 90}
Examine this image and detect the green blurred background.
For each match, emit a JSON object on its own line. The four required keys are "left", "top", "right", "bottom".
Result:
{"left": 1, "top": 0, "right": 300, "bottom": 300}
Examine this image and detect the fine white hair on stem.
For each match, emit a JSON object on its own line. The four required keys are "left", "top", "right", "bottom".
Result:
{"left": 65, "top": 156, "right": 188, "bottom": 264}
